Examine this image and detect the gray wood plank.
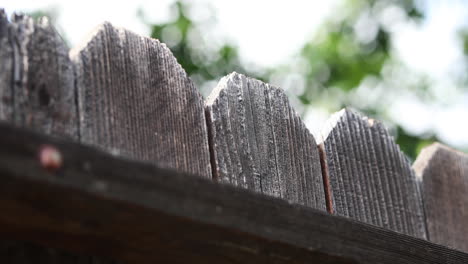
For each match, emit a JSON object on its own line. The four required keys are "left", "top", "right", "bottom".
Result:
{"left": 319, "top": 108, "right": 426, "bottom": 238}
{"left": 0, "top": 10, "right": 13, "bottom": 120}
{"left": 71, "top": 22, "right": 211, "bottom": 178}
{"left": 1, "top": 122, "right": 467, "bottom": 264}
{"left": 414, "top": 143, "right": 468, "bottom": 252}
{"left": 0, "top": 11, "right": 117, "bottom": 264}
{"left": 0, "top": 11, "right": 77, "bottom": 138}
{"left": 205, "top": 72, "right": 326, "bottom": 209}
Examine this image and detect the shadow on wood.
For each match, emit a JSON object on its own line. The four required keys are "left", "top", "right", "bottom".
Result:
{"left": 0, "top": 123, "right": 466, "bottom": 264}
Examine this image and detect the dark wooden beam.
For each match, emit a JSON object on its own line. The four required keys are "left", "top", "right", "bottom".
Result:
{"left": 0, "top": 122, "right": 466, "bottom": 264}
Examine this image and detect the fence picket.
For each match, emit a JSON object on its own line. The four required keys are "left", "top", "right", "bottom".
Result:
{"left": 319, "top": 109, "right": 426, "bottom": 238}
{"left": 0, "top": 11, "right": 114, "bottom": 264}
{"left": 414, "top": 143, "right": 468, "bottom": 251}
{"left": 0, "top": 11, "right": 77, "bottom": 138}
{"left": 205, "top": 72, "right": 326, "bottom": 209}
{"left": 71, "top": 22, "right": 211, "bottom": 178}
{"left": 4, "top": 10, "right": 468, "bottom": 262}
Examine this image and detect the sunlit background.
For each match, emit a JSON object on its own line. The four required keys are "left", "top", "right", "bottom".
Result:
{"left": 2, "top": 0, "right": 468, "bottom": 159}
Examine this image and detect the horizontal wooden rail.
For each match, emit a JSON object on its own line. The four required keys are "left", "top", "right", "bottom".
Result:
{"left": 0, "top": 122, "right": 466, "bottom": 264}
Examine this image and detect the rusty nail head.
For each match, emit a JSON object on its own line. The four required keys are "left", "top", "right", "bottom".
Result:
{"left": 39, "top": 145, "right": 63, "bottom": 172}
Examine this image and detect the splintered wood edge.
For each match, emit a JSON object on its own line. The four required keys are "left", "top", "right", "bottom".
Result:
{"left": 318, "top": 109, "right": 346, "bottom": 145}
{"left": 205, "top": 72, "right": 233, "bottom": 106}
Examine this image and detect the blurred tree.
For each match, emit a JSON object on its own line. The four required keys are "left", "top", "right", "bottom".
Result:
{"left": 27, "top": 9, "right": 58, "bottom": 24}
{"left": 293, "top": 0, "right": 423, "bottom": 103}
{"left": 143, "top": 0, "right": 443, "bottom": 159}
{"left": 458, "top": 28, "right": 468, "bottom": 87}
{"left": 269, "top": 0, "right": 441, "bottom": 159}
{"left": 141, "top": 1, "right": 266, "bottom": 95}
{"left": 26, "top": 7, "right": 70, "bottom": 47}
{"left": 8, "top": 0, "right": 467, "bottom": 158}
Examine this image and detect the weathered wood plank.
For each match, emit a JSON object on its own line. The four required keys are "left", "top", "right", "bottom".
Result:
{"left": 205, "top": 72, "right": 326, "bottom": 209}
{"left": 0, "top": 10, "right": 12, "bottom": 119}
{"left": 319, "top": 109, "right": 426, "bottom": 238}
{"left": 71, "top": 22, "right": 211, "bottom": 178}
{"left": 0, "top": 11, "right": 77, "bottom": 138}
{"left": 0, "top": 123, "right": 467, "bottom": 263}
{"left": 414, "top": 143, "right": 468, "bottom": 252}
{"left": 0, "top": 11, "right": 116, "bottom": 263}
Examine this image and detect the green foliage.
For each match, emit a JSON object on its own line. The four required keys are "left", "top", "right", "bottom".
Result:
{"left": 26, "top": 9, "right": 58, "bottom": 23}
{"left": 300, "top": 19, "right": 389, "bottom": 94}
{"left": 290, "top": 0, "right": 437, "bottom": 159}
{"left": 395, "top": 126, "right": 437, "bottom": 161}
{"left": 296, "top": 0, "right": 422, "bottom": 103}
{"left": 25, "top": 7, "right": 69, "bottom": 47}
{"left": 143, "top": 0, "right": 441, "bottom": 159}
{"left": 144, "top": 1, "right": 265, "bottom": 93}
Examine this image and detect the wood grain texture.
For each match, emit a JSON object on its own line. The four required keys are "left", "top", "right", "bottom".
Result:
{"left": 0, "top": 11, "right": 77, "bottom": 138}
{"left": 205, "top": 72, "right": 326, "bottom": 209}
{"left": 0, "top": 12, "right": 117, "bottom": 264}
{"left": 319, "top": 109, "right": 426, "bottom": 238}
{"left": 0, "top": 123, "right": 467, "bottom": 263}
{"left": 0, "top": 10, "right": 12, "bottom": 119}
{"left": 71, "top": 22, "right": 211, "bottom": 177}
{"left": 414, "top": 143, "right": 468, "bottom": 252}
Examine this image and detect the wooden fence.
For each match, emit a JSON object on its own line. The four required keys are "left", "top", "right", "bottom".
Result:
{"left": 1, "top": 10, "right": 468, "bottom": 263}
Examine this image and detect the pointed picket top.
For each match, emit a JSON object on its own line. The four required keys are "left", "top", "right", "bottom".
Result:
{"left": 0, "top": 11, "right": 77, "bottom": 138}
{"left": 206, "top": 72, "right": 326, "bottom": 210}
{"left": 414, "top": 143, "right": 468, "bottom": 252}
{"left": 71, "top": 22, "right": 211, "bottom": 178}
{"left": 319, "top": 108, "right": 426, "bottom": 238}
{"left": 412, "top": 143, "right": 445, "bottom": 179}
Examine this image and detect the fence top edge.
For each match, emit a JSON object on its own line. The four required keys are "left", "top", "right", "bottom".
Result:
{"left": 69, "top": 21, "right": 167, "bottom": 59}
{"left": 205, "top": 72, "right": 235, "bottom": 106}
{"left": 206, "top": 71, "right": 294, "bottom": 106}
{"left": 319, "top": 108, "right": 383, "bottom": 144}
{"left": 413, "top": 142, "right": 468, "bottom": 179}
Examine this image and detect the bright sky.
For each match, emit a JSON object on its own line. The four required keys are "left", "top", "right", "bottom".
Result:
{"left": 2, "top": 0, "right": 468, "bottom": 150}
